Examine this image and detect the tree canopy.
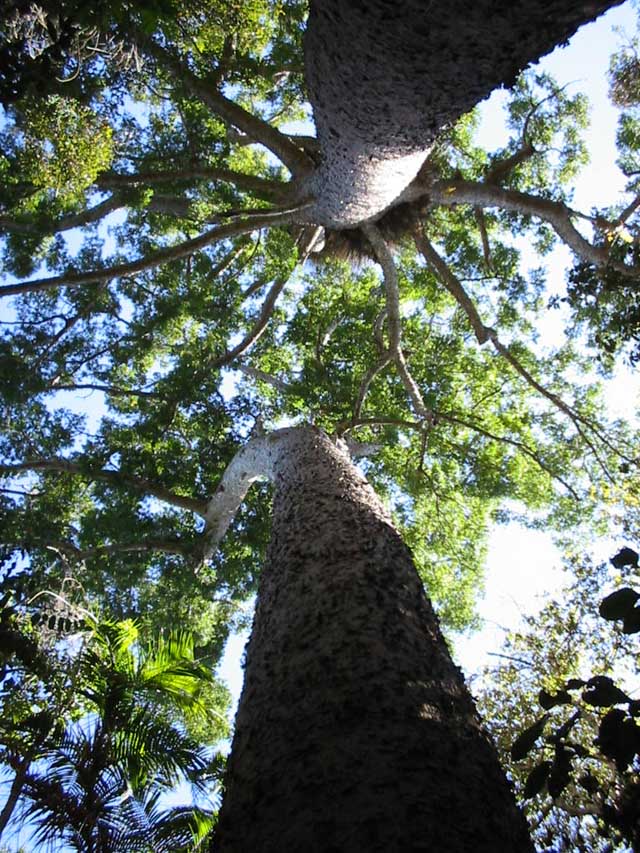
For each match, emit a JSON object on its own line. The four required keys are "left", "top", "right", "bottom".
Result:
{"left": 1, "top": 0, "right": 640, "bottom": 848}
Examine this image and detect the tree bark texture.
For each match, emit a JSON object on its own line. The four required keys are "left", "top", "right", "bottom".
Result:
{"left": 302, "top": 0, "right": 622, "bottom": 227}
{"left": 214, "top": 426, "right": 533, "bottom": 853}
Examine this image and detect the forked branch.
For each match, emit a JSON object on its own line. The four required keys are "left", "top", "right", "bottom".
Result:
{"left": 415, "top": 228, "right": 630, "bottom": 482}
{"left": 363, "top": 223, "right": 434, "bottom": 422}
{"left": 144, "top": 41, "right": 313, "bottom": 177}
{"left": 0, "top": 211, "right": 295, "bottom": 299}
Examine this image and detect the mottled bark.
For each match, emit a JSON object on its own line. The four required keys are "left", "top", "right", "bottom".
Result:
{"left": 214, "top": 426, "right": 533, "bottom": 853}
{"left": 302, "top": 0, "right": 622, "bottom": 226}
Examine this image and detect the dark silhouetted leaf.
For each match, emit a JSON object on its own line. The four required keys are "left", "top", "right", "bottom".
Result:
{"left": 539, "top": 688, "right": 572, "bottom": 709}
{"left": 582, "top": 676, "right": 630, "bottom": 707}
{"left": 599, "top": 587, "right": 640, "bottom": 621}
{"left": 622, "top": 607, "right": 640, "bottom": 634}
{"left": 549, "top": 709, "right": 581, "bottom": 745}
{"left": 548, "top": 747, "right": 573, "bottom": 799}
{"left": 523, "top": 761, "right": 552, "bottom": 799}
{"left": 565, "top": 678, "right": 586, "bottom": 690}
{"left": 611, "top": 547, "right": 639, "bottom": 569}
{"left": 511, "top": 714, "right": 550, "bottom": 761}
{"left": 598, "top": 709, "right": 640, "bottom": 771}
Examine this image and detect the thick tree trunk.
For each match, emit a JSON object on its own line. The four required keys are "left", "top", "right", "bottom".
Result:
{"left": 214, "top": 426, "right": 533, "bottom": 852}
{"left": 302, "top": 0, "right": 622, "bottom": 227}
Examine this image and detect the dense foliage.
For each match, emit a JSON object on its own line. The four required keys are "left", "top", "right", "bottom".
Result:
{"left": 1, "top": 0, "right": 640, "bottom": 849}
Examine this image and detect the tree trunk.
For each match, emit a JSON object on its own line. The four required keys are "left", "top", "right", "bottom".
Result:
{"left": 214, "top": 426, "right": 533, "bottom": 852}
{"left": 0, "top": 757, "right": 29, "bottom": 838}
{"left": 302, "top": 0, "right": 622, "bottom": 227}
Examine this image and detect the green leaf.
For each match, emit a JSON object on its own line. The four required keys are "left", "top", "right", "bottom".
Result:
{"left": 510, "top": 714, "right": 549, "bottom": 761}
{"left": 597, "top": 709, "right": 640, "bottom": 771}
{"left": 622, "top": 607, "right": 640, "bottom": 634}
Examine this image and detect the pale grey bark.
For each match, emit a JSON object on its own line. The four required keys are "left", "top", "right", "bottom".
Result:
{"left": 302, "top": 0, "right": 622, "bottom": 226}
{"left": 213, "top": 425, "right": 533, "bottom": 852}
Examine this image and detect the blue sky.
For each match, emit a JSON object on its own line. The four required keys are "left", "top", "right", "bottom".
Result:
{"left": 2, "top": 2, "right": 640, "bottom": 848}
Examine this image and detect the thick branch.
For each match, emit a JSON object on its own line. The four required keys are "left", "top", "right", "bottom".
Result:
{"left": 363, "top": 223, "right": 434, "bottom": 422}
{"left": 485, "top": 141, "right": 537, "bottom": 185}
{"left": 0, "top": 212, "right": 294, "bottom": 299}
{"left": 236, "top": 365, "right": 291, "bottom": 393}
{"left": 415, "top": 230, "right": 493, "bottom": 344}
{"left": 201, "top": 434, "right": 278, "bottom": 557}
{"left": 0, "top": 196, "right": 123, "bottom": 236}
{"left": 0, "top": 758, "right": 30, "bottom": 838}
{"left": 424, "top": 179, "right": 639, "bottom": 276}
{"left": 0, "top": 459, "right": 206, "bottom": 516}
{"left": 96, "top": 167, "right": 290, "bottom": 201}
{"left": 144, "top": 41, "right": 312, "bottom": 177}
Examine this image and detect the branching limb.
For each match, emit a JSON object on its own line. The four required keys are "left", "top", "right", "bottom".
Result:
{"left": 143, "top": 41, "right": 313, "bottom": 177}
{"left": 485, "top": 141, "right": 536, "bottom": 185}
{"left": 0, "top": 459, "right": 207, "bottom": 516}
{"left": 353, "top": 354, "right": 393, "bottom": 421}
{"left": 415, "top": 230, "right": 493, "bottom": 344}
{"left": 96, "top": 167, "right": 290, "bottom": 201}
{"left": 435, "top": 411, "right": 580, "bottom": 499}
{"left": 48, "top": 383, "right": 164, "bottom": 400}
{"left": 474, "top": 208, "right": 493, "bottom": 271}
{"left": 35, "top": 537, "right": 194, "bottom": 560}
{"left": 0, "top": 196, "right": 123, "bottom": 236}
{"left": 200, "top": 434, "right": 278, "bottom": 558}
{"left": 343, "top": 413, "right": 578, "bottom": 498}
{"left": 0, "top": 211, "right": 295, "bottom": 299}
{"left": 236, "top": 365, "right": 291, "bottom": 393}
{"left": 200, "top": 227, "right": 321, "bottom": 374}
{"left": 362, "top": 223, "right": 435, "bottom": 422}
{"left": 415, "top": 229, "right": 629, "bottom": 482}
{"left": 424, "top": 179, "right": 639, "bottom": 276}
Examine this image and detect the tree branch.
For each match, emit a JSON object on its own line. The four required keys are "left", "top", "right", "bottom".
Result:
{"left": 0, "top": 196, "right": 123, "bottom": 236}
{"left": 363, "top": 223, "right": 435, "bottom": 423}
{"left": 144, "top": 41, "right": 313, "bottom": 177}
{"left": 236, "top": 364, "right": 291, "bottom": 393}
{"left": 200, "top": 434, "right": 278, "bottom": 558}
{"left": 415, "top": 229, "right": 627, "bottom": 482}
{"left": 96, "top": 167, "right": 290, "bottom": 201}
{"left": 0, "top": 459, "right": 207, "bottom": 516}
{"left": 353, "top": 354, "right": 393, "bottom": 421}
{"left": 200, "top": 228, "right": 322, "bottom": 373}
{"left": 0, "top": 211, "right": 295, "bottom": 299}
{"left": 48, "top": 383, "right": 164, "bottom": 400}
{"left": 424, "top": 178, "right": 640, "bottom": 277}
{"left": 485, "top": 141, "right": 537, "bottom": 185}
